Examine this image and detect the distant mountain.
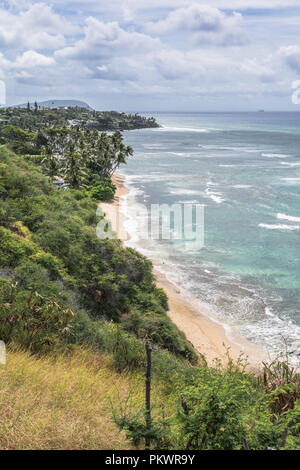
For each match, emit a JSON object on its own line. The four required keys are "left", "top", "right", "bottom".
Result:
{"left": 9, "top": 99, "right": 93, "bottom": 110}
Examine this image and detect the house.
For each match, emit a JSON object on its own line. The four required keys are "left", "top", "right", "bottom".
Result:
{"left": 52, "top": 176, "right": 68, "bottom": 190}
{"left": 68, "top": 119, "right": 84, "bottom": 127}
{"left": 86, "top": 120, "right": 100, "bottom": 128}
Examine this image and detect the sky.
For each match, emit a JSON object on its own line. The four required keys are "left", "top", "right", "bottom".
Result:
{"left": 1, "top": 0, "right": 300, "bottom": 111}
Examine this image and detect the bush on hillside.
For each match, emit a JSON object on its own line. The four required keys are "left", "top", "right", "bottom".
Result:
{"left": 0, "top": 147, "right": 197, "bottom": 362}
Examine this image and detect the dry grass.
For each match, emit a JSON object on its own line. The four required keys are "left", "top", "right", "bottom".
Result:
{"left": 0, "top": 347, "right": 149, "bottom": 450}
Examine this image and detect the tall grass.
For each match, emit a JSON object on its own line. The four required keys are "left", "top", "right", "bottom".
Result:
{"left": 0, "top": 346, "right": 149, "bottom": 449}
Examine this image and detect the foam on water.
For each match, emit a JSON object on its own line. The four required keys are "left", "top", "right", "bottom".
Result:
{"left": 143, "top": 144, "right": 168, "bottom": 149}
{"left": 205, "top": 189, "right": 225, "bottom": 204}
{"left": 281, "top": 177, "right": 300, "bottom": 182}
{"left": 121, "top": 112, "right": 300, "bottom": 364}
{"left": 232, "top": 184, "right": 253, "bottom": 189}
{"left": 153, "top": 126, "right": 210, "bottom": 133}
{"left": 262, "top": 153, "right": 290, "bottom": 158}
{"left": 178, "top": 200, "right": 200, "bottom": 204}
{"left": 277, "top": 213, "right": 300, "bottom": 223}
{"left": 280, "top": 162, "right": 300, "bottom": 167}
{"left": 169, "top": 188, "right": 203, "bottom": 196}
{"left": 201, "top": 145, "right": 259, "bottom": 154}
{"left": 259, "top": 223, "right": 300, "bottom": 231}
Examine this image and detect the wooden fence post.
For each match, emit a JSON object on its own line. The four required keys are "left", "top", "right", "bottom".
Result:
{"left": 242, "top": 437, "right": 250, "bottom": 450}
{"left": 145, "top": 340, "right": 152, "bottom": 450}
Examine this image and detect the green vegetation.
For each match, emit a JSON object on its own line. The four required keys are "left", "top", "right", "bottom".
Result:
{"left": 0, "top": 114, "right": 299, "bottom": 450}
{"left": 88, "top": 176, "right": 116, "bottom": 201}
{"left": 0, "top": 106, "right": 158, "bottom": 200}
{"left": 0, "top": 348, "right": 136, "bottom": 449}
{"left": 0, "top": 105, "right": 159, "bottom": 133}
{"left": 40, "top": 127, "right": 134, "bottom": 191}
{"left": 0, "top": 146, "right": 196, "bottom": 361}
{"left": 113, "top": 351, "right": 300, "bottom": 450}
{"left": 0, "top": 114, "right": 136, "bottom": 198}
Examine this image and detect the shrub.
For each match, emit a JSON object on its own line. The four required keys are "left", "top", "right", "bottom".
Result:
{"left": 88, "top": 176, "right": 116, "bottom": 201}
{"left": 0, "top": 289, "right": 74, "bottom": 353}
{"left": 99, "top": 323, "right": 145, "bottom": 372}
{"left": 0, "top": 147, "right": 197, "bottom": 362}
{"left": 175, "top": 357, "right": 253, "bottom": 450}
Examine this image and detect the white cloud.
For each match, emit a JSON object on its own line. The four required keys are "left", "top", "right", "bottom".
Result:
{"left": 151, "top": 50, "right": 199, "bottom": 80}
{"left": 45, "top": 0, "right": 300, "bottom": 12}
{"left": 14, "top": 51, "right": 56, "bottom": 69}
{"left": 240, "top": 57, "right": 277, "bottom": 82}
{"left": 146, "top": 5, "right": 225, "bottom": 33}
{"left": 146, "top": 5, "right": 248, "bottom": 47}
{"left": 87, "top": 63, "right": 136, "bottom": 81}
{"left": 209, "top": 0, "right": 300, "bottom": 6}
{"left": 149, "top": 48, "right": 235, "bottom": 80}
{"left": 1, "top": 0, "right": 300, "bottom": 110}
{"left": 0, "top": 2, "right": 76, "bottom": 51}
{"left": 193, "top": 0, "right": 300, "bottom": 8}
{"left": 56, "top": 17, "right": 161, "bottom": 61}
{"left": 125, "top": 82, "right": 173, "bottom": 95}
{"left": 279, "top": 45, "right": 300, "bottom": 74}
{"left": 0, "top": 50, "right": 55, "bottom": 71}
{"left": 21, "top": 3, "right": 77, "bottom": 35}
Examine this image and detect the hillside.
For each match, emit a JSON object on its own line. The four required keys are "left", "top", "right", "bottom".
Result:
{"left": 0, "top": 348, "right": 132, "bottom": 449}
{"left": 0, "top": 105, "right": 159, "bottom": 132}
{"left": 9, "top": 100, "right": 94, "bottom": 111}
{"left": 0, "top": 142, "right": 299, "bottom": 450}
{"left": 0, "top": 346, "right": 177, "bottom": 450}
{"left": 0, "top": 146, "right": 195, "bottom": 360}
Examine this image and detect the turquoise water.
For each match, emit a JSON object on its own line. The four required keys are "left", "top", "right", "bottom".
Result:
{"left": 122, "top": 112, "right": 300, "bottom": 359}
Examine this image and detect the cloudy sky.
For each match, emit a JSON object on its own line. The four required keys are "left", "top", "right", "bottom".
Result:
{"left": 1, "top": 0, "right": 300, "bottom": 111}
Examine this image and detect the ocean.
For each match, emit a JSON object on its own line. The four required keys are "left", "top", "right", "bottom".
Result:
{"left": 121, "top": 112, "right": 300, "bottom": 361}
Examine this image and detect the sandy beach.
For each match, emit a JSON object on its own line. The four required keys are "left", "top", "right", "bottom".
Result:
{"left": 101, "top": 174, "right": 267, "bottom": 369}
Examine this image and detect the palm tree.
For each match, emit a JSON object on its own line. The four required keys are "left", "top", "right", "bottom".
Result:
{"left": 42, "top": 155, "right": 61, "bottom": 180}
{"left": 109, "top": 131, "right": 133, "bottom": 176}
{"left": 63, "top": 153, "right": 88, "bottom": 189}
{"left": 86, "top": 131, "right": 133, "bottom": 179}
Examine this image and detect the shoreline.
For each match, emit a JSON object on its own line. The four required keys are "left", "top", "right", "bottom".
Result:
{"left": 102, "top": 173, "right": 267, "bottom": 370}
